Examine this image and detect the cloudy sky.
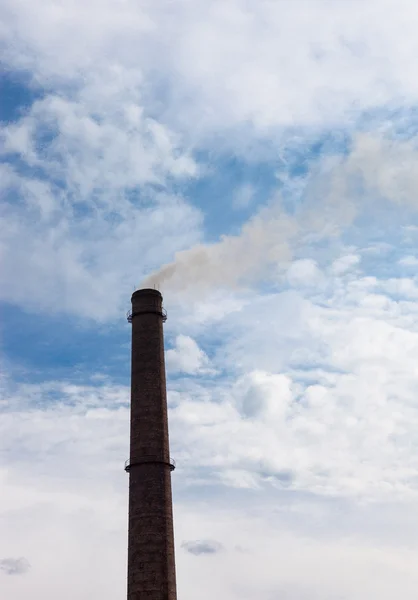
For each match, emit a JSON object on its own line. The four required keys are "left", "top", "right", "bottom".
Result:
{"left": 4, "top": 0, "right": 418, "bottom": 598}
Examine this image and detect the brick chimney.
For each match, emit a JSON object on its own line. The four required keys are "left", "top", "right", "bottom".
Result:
{"left": 126, "top": 289, "right": 177, "bottom": 600}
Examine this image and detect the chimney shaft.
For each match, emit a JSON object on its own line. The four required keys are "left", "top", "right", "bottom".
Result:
{"left": 126, "top": 289, "right": 177, "bottom": 600}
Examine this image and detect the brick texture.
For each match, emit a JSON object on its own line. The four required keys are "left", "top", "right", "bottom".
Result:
{"left": 127, "top": 289, "right": 177, "bottom": 600}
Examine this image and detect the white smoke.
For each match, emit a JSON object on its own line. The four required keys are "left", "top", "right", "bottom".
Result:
{"left": 142, "top": 134, "right": 418, "bottom": 294}
{"left": 332, "top": 133, "right": 418, "bottom": 207}
{"left": 142, "top": 199, "right": 298, "bottom": 293}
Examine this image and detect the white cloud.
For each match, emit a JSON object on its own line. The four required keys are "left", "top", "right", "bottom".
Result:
{"left": 145, "top": 1, "right": 418, "bottom": 148}
{"left": 378, "top": 277, "right": 418, "bottom": 300}
{"left": 166, "top": 334, "right": 214, "bottom": 375}
{"left": 3, "top": 375, "right": 418, "bottom": 599}
{"left": 3, "top": 0, "right": 418, "bottom": 151}
{"left": 162, "top": 261, "right": 418, "bottom": 502}
{"left": 176, "top": 499, "right": 418, "bottom": 600}
{"left": 2, "top": 89, "right": 197, "bottom": 197}
{"left": 237, "top": 370, "right": 293, "bottom": 421}
{"left": 0, "top": 6, "right": 201, "bottom": 321}
{"left": 330, "top": 254, "right": 360, "bottom": 275}
{"left": 286, "top": 259, "right": 323, "bottom": 287}
{"left": 399, "top": 255, "right": 418, "bottom": 267}
{"left": 6, "top": 257, "right": 418, "bottom": 600}
{"left": 0, "top": 165, "right": 202, "bottom": 319}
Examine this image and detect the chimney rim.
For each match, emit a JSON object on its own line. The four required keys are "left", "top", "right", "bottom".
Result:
{"left": 131, "top": 288, "right": 162, "bottom": 301}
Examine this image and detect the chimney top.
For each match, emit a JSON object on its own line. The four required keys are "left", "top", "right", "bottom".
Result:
{"left": 131, "top": 288, "right": 162, "bottom": 301}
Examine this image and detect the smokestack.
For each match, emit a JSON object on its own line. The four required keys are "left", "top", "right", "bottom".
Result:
{"left": 125, "top": 289, "right": 177, "bottom": 600}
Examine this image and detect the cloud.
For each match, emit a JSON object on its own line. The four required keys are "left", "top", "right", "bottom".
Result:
{"left": 286, "top": 259, "right": 324, "bottom": 287}
{"left": 181, "top": 540, "right": 224, "bottom": 556}
{"left": 4, "top": 0, "right": 418, "bottom": 153}
{"left": 3, "top": 316, "right": 418, "bottom": 599}
{"left": 0, "top": 557, "right": 30, "bottom": 575}
{"left": 164, "top": 256, "right": 418, "bottom": 500}
{"left": 330, "top": 254, "right": 360, "bottom": 275}
{"left": 8, "top": 250, "right": 418, "bottom": 503}
{"left": 7, "top": 254, "right": 418, "bottom": 505}
{"left": 1, "top": 89, "right": 198, "bottom": 197}
{"left": 238, "top": 371, "right": 293, "bottom": 421}
{"left": 166, "top": 335, "right": 214, "bottom": 375}
{"left": 0, "top": 9, "right": 201, "bottom": 321}
{"left": 0, "top": 165, "right": 202, "bottom": 319}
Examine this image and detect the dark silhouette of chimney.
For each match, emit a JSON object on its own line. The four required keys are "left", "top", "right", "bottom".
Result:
{"left": 125, "top": 288, "right": 177, "bottom": 600}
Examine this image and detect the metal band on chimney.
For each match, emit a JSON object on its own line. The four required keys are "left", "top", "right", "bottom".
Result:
{"left": 126, "top": 308, "right": 167, "bottom": 323}
{"left": 124, "top": 457, "right": 176, "bottom": 472}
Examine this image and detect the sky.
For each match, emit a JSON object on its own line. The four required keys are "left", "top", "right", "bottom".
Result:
{"left": 4, "top": 0, "right": 418, "bottom": 598}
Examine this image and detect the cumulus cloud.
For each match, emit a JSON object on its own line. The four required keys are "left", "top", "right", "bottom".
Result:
{"left": 1, "top": 89, "right": 197, "bottom": 197}
{"left": 237, "top": 371, "right": 293, "bottom": 421}
{"left": 181, "top": 540, "right": 224, "bottom": 556}
{"left": 166, "top": 335, "right": 214, "bottom": 375}
{"left": 286, "top": 259, "right": 324, "bottom": 287}
{"left": 0, "top": 557, "right": 30, "bottom": 575}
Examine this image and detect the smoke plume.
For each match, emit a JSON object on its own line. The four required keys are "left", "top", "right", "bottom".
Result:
{"left": 142, "top": 134, "right": 418, "bottom": 294}
{"left": 142, "top": 200, "right": 298, "bottom": 293}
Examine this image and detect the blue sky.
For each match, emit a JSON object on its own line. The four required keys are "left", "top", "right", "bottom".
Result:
{"left": 4, "top": 1, "right": 418, "bottom": 599}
